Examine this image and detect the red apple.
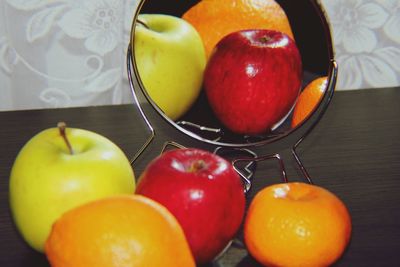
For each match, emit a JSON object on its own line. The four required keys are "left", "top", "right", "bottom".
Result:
{"left": 204, "top": 29, "right": 303, "bottom": 135}
{"left": 136, "top": 148, "right": 246, "bottom": 264}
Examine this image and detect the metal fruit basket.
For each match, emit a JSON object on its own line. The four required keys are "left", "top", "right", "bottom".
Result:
{"left": 126, "top": 0, "right": 337, "bottom": 190}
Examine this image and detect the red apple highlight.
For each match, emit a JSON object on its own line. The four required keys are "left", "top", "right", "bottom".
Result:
{"left": 136, "top": 148, "right": 246, "bottom": 264}
{"left": 204, "top": 29, "right": 303, "bottom": 135}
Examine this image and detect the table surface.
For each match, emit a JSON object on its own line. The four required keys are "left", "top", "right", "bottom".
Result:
{"left": 1, "top": 87, "right": 400, "bottom": 267}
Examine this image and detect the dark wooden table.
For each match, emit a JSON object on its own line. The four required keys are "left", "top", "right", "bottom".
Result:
{"left": 1, "top": 87, "right": 400, "bottom": 266}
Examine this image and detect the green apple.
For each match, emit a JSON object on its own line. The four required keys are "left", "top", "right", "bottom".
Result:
{"left": 133, "top": 14, "right": 206, "bottom": 120}
{"left": 9, "top": 122, "right": 135, "bottom": 252}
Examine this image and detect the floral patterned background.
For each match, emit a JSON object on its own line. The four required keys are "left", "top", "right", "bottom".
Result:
{"left": 0, "top": 0, "right": 399, "bottom": 111}
{"left": 321, "top": 0, "right": 400, "bottom": 90}
{"left": 0, "top": 0, "right": 139, "bottom": 111}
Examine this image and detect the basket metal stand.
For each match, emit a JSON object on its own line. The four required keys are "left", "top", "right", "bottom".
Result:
{"left": 126, "top": 0, "right": 338, "bottom": 263}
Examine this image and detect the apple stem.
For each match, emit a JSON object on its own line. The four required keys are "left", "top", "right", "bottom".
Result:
{"left": 136, "top": 19, "right": 149, "bottom": 29}
{"left": 189, "top": 160, "right": 206, "bottom": 172}
{"left": 57, "top": 122, "right": 74, "bottom": 155}
{"left": 260, "top": 36, "right": 272, "bottom": 43}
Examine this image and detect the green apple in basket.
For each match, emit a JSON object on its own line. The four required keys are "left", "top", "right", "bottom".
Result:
{"left": 133, "top": 14, "right": 206, "bottom": 120}
{"left": 9, "top": 122, "right": 135, "bottom": 252}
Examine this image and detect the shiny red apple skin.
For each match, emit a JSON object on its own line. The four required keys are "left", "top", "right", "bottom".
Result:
{"left": 136, "top": 148, "right": 246, "bottom": 264}
{"left": 204, "top": 29, "right": 303, "bottom": 135}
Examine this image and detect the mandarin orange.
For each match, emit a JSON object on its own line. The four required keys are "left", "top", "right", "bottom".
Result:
{"left": 244, "top": 182, "right": 352, "bottom": 267}
{"left": 182, "top": 0, "right": 294, "bottom": 58}
{"left": 45, "top": 195, "right": 195, "bottom": 267}
{"left": 291, "top": 76, "right": 328, "bottom": 128}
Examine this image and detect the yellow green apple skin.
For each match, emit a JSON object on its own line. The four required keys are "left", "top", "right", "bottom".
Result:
{"left": 134, "top": 14, "right": 206, "bottom": 120}
{"left": 9, "top": 125, "right": 135, "bottom": 252}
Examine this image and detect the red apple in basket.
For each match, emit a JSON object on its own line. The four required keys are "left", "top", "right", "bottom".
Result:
{"left": 204, "top": 29, "right": 303, "bottom": 135}
{"left": 136, "top": 148, "right": 246, "bottom": 264}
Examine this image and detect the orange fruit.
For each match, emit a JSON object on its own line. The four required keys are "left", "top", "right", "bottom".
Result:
{"left": 45, "top": 195, "right": 195, "bottom": 267}
{"left": 291, "top": 76, "right": 328, "bottom": 128}
{"left": 182, "top": 0, "right": 294, "bottom": 58}
{"left": 244, "top": 182, "right": 352, "bottom": 267}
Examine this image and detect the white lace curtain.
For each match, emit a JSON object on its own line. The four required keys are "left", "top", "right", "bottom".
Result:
{"left": 0, "top": 0, "right": 399, "bottom": 111}
{"left": 323, "top": 0, "right": 400, "bottom": 90}
{"left": 0, "top": 0, "right": 139, "bottom": 111}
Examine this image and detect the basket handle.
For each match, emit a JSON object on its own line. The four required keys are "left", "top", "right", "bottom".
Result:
{"left": 291, "top": 59, "right": 338, "bottom": 183}
{"left": 126, "top": 45, "right": 155, "bottom": 164}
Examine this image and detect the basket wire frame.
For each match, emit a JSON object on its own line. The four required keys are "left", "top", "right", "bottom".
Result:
{"left": 126, "top": 0, "right": 337, "bottom": 263}
{"left": 126, "top": 0, "right": 337, "bottom": 171}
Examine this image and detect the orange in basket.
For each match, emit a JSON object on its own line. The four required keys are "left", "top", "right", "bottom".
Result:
{"left": 45, "top": 195, "right": 195, "bottom": 267}
{"left": 244, "top": 182, "right": 352, "bottom": 267}
{"left": 291, "top": 76, "right": 328, "bottom": 128}
{"left": 182, "top": 0, "right": 294, "bottom": 58}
